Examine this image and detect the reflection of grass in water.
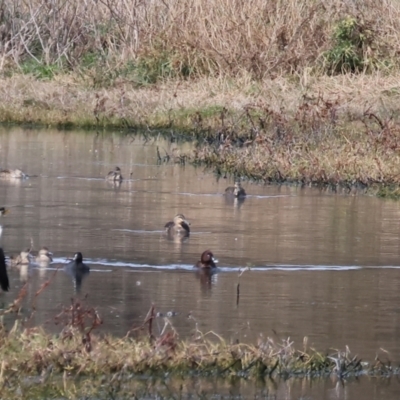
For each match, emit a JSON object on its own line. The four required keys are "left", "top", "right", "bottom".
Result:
{"left": 0, "top": 284, "right": 394, "bottom": 398}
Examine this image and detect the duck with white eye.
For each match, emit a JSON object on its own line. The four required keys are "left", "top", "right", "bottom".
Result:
{"left": 195, "top": 250, "right": 218, "bottom": 269}
{"left": 64, "top": 252, "right": 90, "bottom": 293}
{"left": 194, "top": 250, "right": 219, "bottom": 292}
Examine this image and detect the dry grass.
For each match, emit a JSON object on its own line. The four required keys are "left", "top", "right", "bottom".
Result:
{"left": 0, "top": 71, "right": 399, "bottom": 128}
{"left": 1, "top": 71, "right": 400, "bottom": 195}
{"left": 1, "top": 0, "right": 400, "bottom": 78}
{"left": 0, "top": 283, "right": 397, "bottom": 397}
{"left": 2, "top": 1, "right": 400, "bottom": 195}
{"left": 0, "top": 300, "right": 396, "bottom": 384}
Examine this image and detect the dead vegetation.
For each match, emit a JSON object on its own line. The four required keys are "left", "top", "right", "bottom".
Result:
{"left": 0, "top": 285, "right": 398, "bottom": 398}
{"left": 188, "top": 93, "right": 400, "bottom": 196}
{"left": 1, "top": 0, "right": 400, "bottom": 80}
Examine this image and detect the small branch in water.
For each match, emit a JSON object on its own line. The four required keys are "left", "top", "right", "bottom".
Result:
{"left": 144, "top": 304, "right": 155, "bottom": 340}
{"left": 236, "top": 267, "right": 250, "bottom": 306}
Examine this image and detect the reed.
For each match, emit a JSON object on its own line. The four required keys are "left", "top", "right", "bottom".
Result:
{"left": 1, "top": 0, "right": 400, "bottom": 80}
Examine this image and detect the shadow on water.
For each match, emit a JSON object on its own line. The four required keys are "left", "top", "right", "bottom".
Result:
{"left": 1, "top": 127, "right": 400, "bottom": 399}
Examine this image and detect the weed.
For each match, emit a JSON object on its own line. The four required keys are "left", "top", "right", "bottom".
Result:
{"left": 323, "top": 15, "right": 390, "bottom": 74}
{"left": 20, "top": 60, "right": 63, "bottom": 80}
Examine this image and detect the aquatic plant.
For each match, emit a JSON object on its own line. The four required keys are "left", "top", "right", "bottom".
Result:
{"left": 0, "top": 298, "right": 396, "bottom": 387}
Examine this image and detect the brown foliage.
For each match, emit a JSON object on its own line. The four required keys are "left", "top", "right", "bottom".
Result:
{"left": 1, "top": 0, "right": 400, "bottom": 79}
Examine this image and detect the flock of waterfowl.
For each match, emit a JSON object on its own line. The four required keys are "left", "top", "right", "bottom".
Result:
{"left": 0, "top": 166, "right": 247, "bottom": 293}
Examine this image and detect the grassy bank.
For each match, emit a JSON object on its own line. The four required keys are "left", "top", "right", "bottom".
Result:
{"left": 1, "top": 0, "right": 400, "bottom": 196}
{"left": 2, "top": 72, "right": 400, "bottom": 197}
{"left": 0, "top": 300, "right": 397, "bottom": 399}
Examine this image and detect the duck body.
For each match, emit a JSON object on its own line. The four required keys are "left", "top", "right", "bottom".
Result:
{"left": 164, "top": 214, "right": 190, "bottom": 236}
{"left": 32, "top": 247, "right": 53, "bottom": 267}
{"left": 9, "top": 248, "right": 31, "bottom": 268}
{"left": 0, "top": 207, "right": 10, "bottom": 216}
{"left": 106, "top": 166, "right": 123, "bottom": 181}
{"left": 9, "top": 247, "right": 53, "bottom": 268}
{"left": 195, "top": 250, "right": 218, "bottom": 269}
{"left": 225, "top": 182, "right": 246, "bottom": 198}
{"left": 0, "top": 169, "right": 27, "bottom": 179}
{"left": 0, "top": 248, "right": 9, "bottom": 291}
{"left": 64, "top": 252, "right": 90, "bottom": 293}
{"left": 66, "top": 252, "right": 90, "bottom": 272}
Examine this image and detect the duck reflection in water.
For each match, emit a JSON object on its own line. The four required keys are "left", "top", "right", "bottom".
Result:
{"left": 64, "top": 252, "right": 90, "bottom": 293}
{"left": 0, "top": 207, "right": 10, "bottom": 239}
{"left": 194, "top": 250, "right": 218, "bottom": 293}
{"left": 164, "top": 214, "right": 190, "bottom": 242}
{"left": 196, "top": 268, "right": 219, "bottom": 294}
{"left": 224, "top": 193, "right": 246, "bottom": 208}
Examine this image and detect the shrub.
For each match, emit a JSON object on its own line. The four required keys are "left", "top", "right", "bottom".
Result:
{"left": 323, "top": 16, "right": 388, "bottom": 74}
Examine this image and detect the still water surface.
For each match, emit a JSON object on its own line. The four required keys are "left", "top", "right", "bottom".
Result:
{"left": 1, "top": 127, "right": 400, "bottom": 399}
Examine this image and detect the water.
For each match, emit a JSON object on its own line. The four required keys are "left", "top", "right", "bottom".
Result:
{"left": 1, "top": 127, "right": 400, "bottom": 399}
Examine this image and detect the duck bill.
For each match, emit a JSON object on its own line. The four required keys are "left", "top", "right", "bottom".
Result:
{"left": 212, "top": 257, "right": 218, "bottom": 264}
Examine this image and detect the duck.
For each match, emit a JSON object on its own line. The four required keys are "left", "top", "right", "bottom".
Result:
{"left": 195, "top": 250, "right": 218, "bottom": 269}
{"left": 66, "top": 252, "right": 90, "bottom": 272}
{"left": 9, "top": 248, "right": 31, "bottom": 268}
{"left": 164, "top": 214, "right": 190, "bottom": 236}
{"left": 106, "top": 166, "right": 123, "bottom": 181}
{"left": 31, "top": 247, "right": 53, "bottom": 267}
{"left": 0, "top": 248, "right": 9, "bottom": 291}
{"left": 64, "top": 252, "right": 90, "bottom": 293}
{"left": 225, "top": 181, "right": 246, "bottom": 198}
{"left": 0, "top": 207, "right": 10, "bottom": 216}
{"left": 0, "top": 169, "right": 27, "bottom": 179}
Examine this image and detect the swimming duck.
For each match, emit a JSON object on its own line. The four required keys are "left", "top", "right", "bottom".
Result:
{"left": 225, "top": 182, "right": 246, "bottom": 198}
{"left": 106, "top": 166, "right": 123, "bottom": 181}
{"left": 0, "top": 169, "right": 27, "bottom": 179}
{"left": 64, "top": 252, "right": 90, "bottom": 293}
{"left": 0, "top": 207, "right": 10, "bottom": 216}
{"left": 30, "top": 247, "right": 53, "bottom": 267}
{"left": 0, "top": 248, "right": 9, "bottom": 291}
{"left": 66, "top": 252, "right": 90, "bottom": 271}
{"left": 195, "top": 250, "right": 218, "bottom": 269}
{"left": 164, "top": 214, "right": 190, "bottom": 236}
{"left": 9, "top": 248, "right": 31, "bottom": 268}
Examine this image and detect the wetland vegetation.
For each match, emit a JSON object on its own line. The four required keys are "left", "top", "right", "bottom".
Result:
{"left": 0, "top": 295, "right": 397, "bottom": 399}
{"left": 1, "top": 1, "right": 400, "bottom": 394}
